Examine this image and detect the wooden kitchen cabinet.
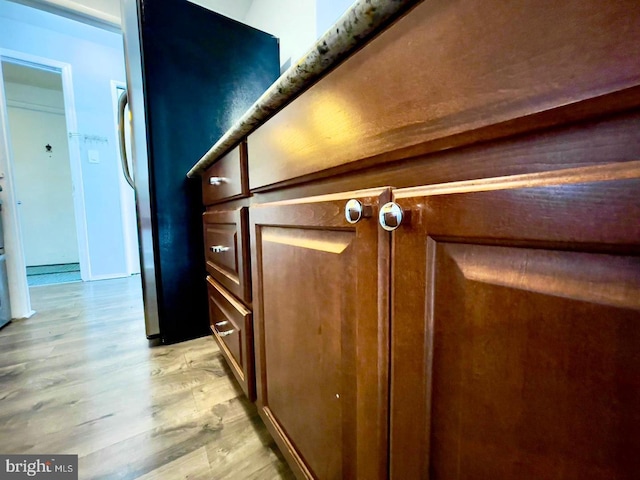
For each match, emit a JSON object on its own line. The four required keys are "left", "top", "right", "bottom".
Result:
{"left": 201, "top": 162, "right": 254, "bottom": 402}
{"left": 206, "top": 276, "right": 254, "bottom": 399}
{"left": 247, "top": 161, "right": 640, "bottom": 480}
{"left": 389, "top": 162, "right": 640, "bottom": 479}
{"left": 250, "top": 188, "right": 392, "bottom": 479}
{"left": 190, "top": 0, "right": 640, "bottom": 476}
{"left": 201, "top": 142, "right": 249, "bottom": 205}
{"left": 202, "top": 207, "right": 251, "bottom": 304}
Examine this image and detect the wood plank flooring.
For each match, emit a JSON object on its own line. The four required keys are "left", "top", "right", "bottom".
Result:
{"left": 0, "top": 277, "right": 294, "bottom": 479}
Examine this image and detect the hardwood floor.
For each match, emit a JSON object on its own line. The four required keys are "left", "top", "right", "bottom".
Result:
{"left": 0, "top": 277, "right": 294, "bottom": 479}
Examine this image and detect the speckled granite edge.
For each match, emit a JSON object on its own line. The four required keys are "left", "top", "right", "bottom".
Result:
{"left": 187, "top": 0, "right": 422, "bottom": 177}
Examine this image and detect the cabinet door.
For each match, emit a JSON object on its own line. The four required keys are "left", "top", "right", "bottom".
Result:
{"left": 251, "top": 188, "right": 391, "bottom": 479}
{"left": 389, "top": 162, "right": 640, "bottom": 479}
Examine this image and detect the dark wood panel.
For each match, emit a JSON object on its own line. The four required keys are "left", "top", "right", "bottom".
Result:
{"left": 202, "top": 142, "right": 249, "bottom": 205}
{"left": 390, "top": 161, "right": 640, "bottom": 479}
{"left": 260, "top": 227, "right": 351, "bottom": 479}
{"left": 204, "top": 224, "right": 238, "bottom": 274}
{"left": 251, "top": 188, "right": 391, "bottom": 479}
{"left": 251, "top": 108, "right": 640, "bottom": 203}
{"left": 248, "top": 0, "right": 640, "bottom": 189}
{"left": 206, "top": 276, "right": 255, "bottom": 400}
{"left": 393, "top": 161, "right": 640, "bottom": 249}
{"left": 202, "top": 208, "right": 251, "bottom": 304}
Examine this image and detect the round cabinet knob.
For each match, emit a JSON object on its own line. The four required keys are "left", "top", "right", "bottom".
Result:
{"left": 345, "top": 199, "right": 364, "bottom": 224}
{"left": 379, "top": 202, "right": 403, "bottom": 231}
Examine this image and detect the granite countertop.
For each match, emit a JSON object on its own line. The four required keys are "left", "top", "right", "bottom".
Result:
{"left": 186, "top": 0, "right": 421, "bottom": 178}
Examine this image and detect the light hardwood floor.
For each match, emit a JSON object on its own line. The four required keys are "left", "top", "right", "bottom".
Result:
{"left": 0, "top": 277, "right": 294, "bottom": 479}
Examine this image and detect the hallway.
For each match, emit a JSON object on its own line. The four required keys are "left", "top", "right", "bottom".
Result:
{"left": 0, "top": 277, "right": 292, "bottom": 479}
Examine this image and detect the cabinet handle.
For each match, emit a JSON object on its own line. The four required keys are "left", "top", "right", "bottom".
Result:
{"left": 379, "top": 202, "right": 404, "bottom": 231}
{"left": 209, "top": 176, "right": 229, "bottom": 186}
{"left": 345, "top": 199, "right": 372, "bottom": 224}
{"left": 210, "top": 245, "right": 230, "bottom": 253}
{"left": 218, "top": 329, "right": 234, "bottom": 337}
{"left": 215, "top": 320, "right": 229, "bottom": 327}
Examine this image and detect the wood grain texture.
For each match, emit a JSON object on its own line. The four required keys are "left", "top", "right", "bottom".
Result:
{"left": 250, "top": 188, "right": 391, "bottom": 479}
{"left": 203, "top": 207, "right": 252, "bottom": 304}
{"left": 247, "top": 0, "right": 640, "bottom": 189}
{"left": 0, "top": 278, "right": 293, "bottom": 479}
{"left": 251, "top": 107, "right": 640, "bottom": 202}
{"left": 207, "top": 276, "right": 255, "bottom": 400}
{"left": 389, "top": 162, "right": 640, "bottom": 478}
{"left": 202, "top": 142, "right": 249, "bottom": 205}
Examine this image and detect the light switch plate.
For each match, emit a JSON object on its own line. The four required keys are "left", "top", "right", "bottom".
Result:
{"left": 88, "top": 150, "right": 100, "bottom": 164}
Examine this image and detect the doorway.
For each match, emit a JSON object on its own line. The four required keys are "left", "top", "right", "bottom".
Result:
{"left": 0, "top": 51, "right": 91, "bottom": 318}
{"left": 2, "top": 62, "right": 81, "bottom": 286}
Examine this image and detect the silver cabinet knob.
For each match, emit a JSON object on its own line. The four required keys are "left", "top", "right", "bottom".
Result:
{"left": 218, "top": 329, "right": 234, "bottom": 337}
{"left": 214, "top": 320, "right": 229, "bottom": 327}
{"left": 210, "top": 245, "right": 230, "bottom": 253}
{"left": 345, "top": 199, "right": 363, "bottom": 224}
{"left": 209, "top": 176, "right": 229, "bottom": 186}
{"left": 345, "top": 199, "right": 372, "bottom": 224}
{"left": 379, "top": 202, "right": 403, "bottom": 231}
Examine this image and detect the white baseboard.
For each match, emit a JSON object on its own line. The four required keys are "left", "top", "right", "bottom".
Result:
{"left": 13, "top": 309, "right": 36, "bottom": 320}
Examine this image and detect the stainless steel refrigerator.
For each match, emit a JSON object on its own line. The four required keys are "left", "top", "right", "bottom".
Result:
{"left": 119, "top": 0, "right": 279, "bottom": 343}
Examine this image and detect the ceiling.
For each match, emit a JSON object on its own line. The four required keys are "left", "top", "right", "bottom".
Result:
{"left": 1, "top": 62, "right": 62, "bottom": 90}
{"left": 7, "top": 0, "right": 255, "bottom": 30}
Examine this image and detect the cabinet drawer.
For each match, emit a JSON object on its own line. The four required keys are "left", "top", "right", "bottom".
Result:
{"left": 207, "top": 276, "right": 254, "bottom": 400}
{"left": 203, "top": 207, "right": 251, "bottom": 304}
{"left": 201, "top": 142, "right": 249, "bottom": 205}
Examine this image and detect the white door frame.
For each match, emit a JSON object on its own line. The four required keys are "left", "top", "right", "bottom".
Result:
{"left": 0, "top": 48, "right": 91, "bottom": 318}
{"left": 110, "top": 79, "right": 140, "bottom": 276}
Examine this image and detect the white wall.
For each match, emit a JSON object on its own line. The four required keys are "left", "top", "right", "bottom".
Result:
{"left": 242, "top": 0, "right": 358, "bottom": 72}
{"left": 7, "top": 0, "right": 120, "bottom": 30}
{"left": 188, "top": 0, "right": 253, "bottom": 22}
{"left": 316, "top": 0, "right": 354, "bottom": 37}
{"left": 0, "top": 0, "right": 129, "bottom": 279}
{"left": 244, "top": 0, "right": 317, "bottom": 71}
{"left": 4, "top": 80, "right": 79, "bottom": 266}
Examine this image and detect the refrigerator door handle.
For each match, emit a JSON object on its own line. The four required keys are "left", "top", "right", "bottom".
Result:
{"left": 118, "top": 89, "right": 135, "bottom": 189}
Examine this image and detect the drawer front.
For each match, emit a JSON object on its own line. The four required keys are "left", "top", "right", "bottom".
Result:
{"left": 202, "top": 142, "right": 248, "bottom": 205}
{"left": 203, "top": 207, "right": 251, "bottom": 304}
{"left": 207, "top": 276, "right": 254, "bottom": 400}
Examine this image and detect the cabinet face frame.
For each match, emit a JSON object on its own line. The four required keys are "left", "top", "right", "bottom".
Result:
{"left": 388, "top": 161, "right": 640, "bottom": 479}
{"left": 250, "top": 188, "right": 391, "bottom": 480}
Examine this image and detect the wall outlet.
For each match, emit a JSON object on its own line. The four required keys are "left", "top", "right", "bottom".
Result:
{"left": 88, "top": 150, "right": 100, "bottom": 164}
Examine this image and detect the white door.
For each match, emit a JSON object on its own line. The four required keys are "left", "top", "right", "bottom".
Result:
{"left": 0, "top": 59, "right": 32, "bottom": 317}
{"left": 4, "top": 68, "right": 79, "bottom": 266}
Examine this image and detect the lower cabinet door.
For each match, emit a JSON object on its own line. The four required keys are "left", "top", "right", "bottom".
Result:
{"left": 389, "top": 162, "right": 640, "bottom": 479}
{"left": 251, "top": 188, "right": 391, "bottom": 479}
{"left": 207, "top": 276, "right": 254, "bottom": 400}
